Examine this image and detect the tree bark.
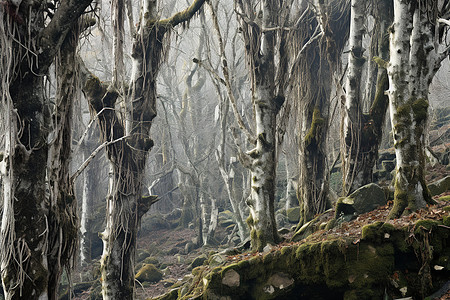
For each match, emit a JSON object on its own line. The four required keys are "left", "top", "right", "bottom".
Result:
{"left": 241, "top": 0, "right": 281, "bottom": 251}
{"left": 81, "top": 0, "right": 205, "bottom": 297}
{"left": 340, "top": 0, "right": 366, "bottom": 195}
{"left": 1, "top": 1, "right": 92, "bottom": 298}
{"left": 387, "top": 0, "right": 447, "bottom": 218}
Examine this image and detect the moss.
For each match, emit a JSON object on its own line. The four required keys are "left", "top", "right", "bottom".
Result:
{"left": 304, "top": 107, "right": 325, "bottom": 149}
{"left": 325, "top": 219, "right": 337, "bottom": 230}
{"left": 412, "top": 98, "right": 429, "bottom": 123}
{"left": 439, "top": 195, "right": 450, "bottom": 202}
{"left": 443, "top": 216, "right": 450, "bottom": 227}
{"left": 361, "top": 221, "right": 396, "bottom": 242}
{"left": 389, "top": 179, "right": 413, "bottom": 219}
{"left": 135, "top": 264, "right": 163, "bottom": 283}
{"left": 414, "top": 219, "right": 439, "bottom": 234}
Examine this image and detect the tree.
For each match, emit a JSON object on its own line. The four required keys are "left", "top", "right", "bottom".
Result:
{"left": 340, "top": 0, "right": 393, "bottom": 195}
{"left": 387, "top": 0, "right": 450, "bottom": 217}
{"left": 80, "top": 0, "right": 206, "bottom": 297}
{"left": 0, "top": 2, "right": 93, "bottom": 298}
{"left": 295, "top": 0, "right": 349, "bottom": 226}
{"left": 221, "top": 0, "right": 291, "bottom": 251}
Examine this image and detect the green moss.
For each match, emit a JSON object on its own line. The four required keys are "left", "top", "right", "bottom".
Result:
{"left": 325, "top": 219, "right": 337, "bottom": 230}
{"left": 304, "top": 107, "right": 325, "bottom": 149}
{"left": 411, "top": 98, "right": 429, "bottom": 123}
{"left": 438, "top": 195, "right": 450, "bottom": 202}
{"left": 414, "top": 219, "right": 439, "bottom": 234}
{"left": 135, "top": 264, "right": 163, "bottom": 283}
{"left": 443, "top": 216, "right": 450, "bottom": 227}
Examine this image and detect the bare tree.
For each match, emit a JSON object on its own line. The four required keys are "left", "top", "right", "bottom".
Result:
{"left": 80, "top": 0, "right": 206, "bottom": 297}
{"left": 0, "top": 1, "right": 93, "bottom": 298}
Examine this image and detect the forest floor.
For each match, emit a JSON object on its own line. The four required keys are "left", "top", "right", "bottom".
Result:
{"left": 68, "top": 154, "right": 450, "bottom": 300}
{"left": 68, "top": 162, "right": 449, "bottom": 300}
{"left": 134, "top": 193, "right": 450, "bottom": 299}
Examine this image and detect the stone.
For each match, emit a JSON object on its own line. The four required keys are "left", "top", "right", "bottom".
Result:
{"left": 266, "top": 272, "right": 294, "bottom": 290}
{"left": 286, "top": 206, "right": 300, "bottom": 223}
{"left": 278, "top": 227, "right": 290, "bottom": 235}
{"left": 209, "top": 253, "right": 226, "bottom": 268}
{"left": 135, "top": 264, "right": 163, "bottom": 283}
{"left": 222, "top": 269, "right": 240, "bottom": 287}
{"left": 336, "top": 183, "right": 386, "bottom": 217}
{"left": 143, "top": 256, "right": 159, "bottom": 266}
{"left": 190, "top": 254, "right": 207, "bottom": 269}
{"left": 428, "top": 176, "right": 450, "bottom": 196}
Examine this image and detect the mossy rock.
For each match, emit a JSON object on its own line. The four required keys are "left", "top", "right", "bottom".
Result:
{"left": 336, "top": 183, "right": 386, "bottom": 218}
{"left": 190, "top": 254, "right": 208, "bottom": 269}
{"left": 135, "top": 263, "right": 163, "bottom": 283}
{"left": 428, "top": 176, "right": 450, "bottom": 196}
{"left": 286, "top": 206, "right": 300, "bottom": 223}
{"left": 136, "top": 249, "right": 151, "bottom": 263}
{"left": 143, "top": 256, "right": 159, "bottom": 266}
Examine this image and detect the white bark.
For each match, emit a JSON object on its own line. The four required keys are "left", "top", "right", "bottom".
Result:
{"left": 341, "top": 0, "right": 366, "bottom": 194}
{"left": 386, "top": 0, "right": 446, "bottom": 217}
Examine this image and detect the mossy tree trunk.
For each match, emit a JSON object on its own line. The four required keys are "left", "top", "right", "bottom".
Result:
{"left": 295, "top": 1, "right": 349, "bottom": 227}
{"left": 339, "top": 0, "right": 393, "bottom": 195}
{"left": 236, "top": 0, "right": 283, "bottom": 251}
{"left": 81, "top": 0, "right": 205, "bottom": 298}
{"left": 0, "top": 1, "right": 93, "bottom": 298}
{"left": 387, "top": 0, "right": 449, "bottom": 218}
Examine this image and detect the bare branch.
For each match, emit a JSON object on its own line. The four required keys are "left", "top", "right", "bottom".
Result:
{"left": 206, "top": 2, "right": 256, "bottom": 144}
{"left": 70, "top": 135, "right": 130, "bottom": 183}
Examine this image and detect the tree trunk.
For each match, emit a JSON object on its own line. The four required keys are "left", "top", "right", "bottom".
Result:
{"left": 296, "top": 2, "right": 349, "bottom": 226}
{"left": 245, "top": 1, "right": 280, "bottom": 250}
{"left": 341, "top": 0, "right": 366, "bottom": 195}
{"left": 80, "top": 146, "right": 95, "bottom": 267}
{"left": 1, "top": 2, "right": 92, "bottom": 296}
{"left": 81, "top": 0, "right": 205, "bottom": 297}
{"left": 387, "top": 0, "right": 444, "bottom": 217}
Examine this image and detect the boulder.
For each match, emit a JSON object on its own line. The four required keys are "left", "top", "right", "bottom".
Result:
{"left": 286, "top": 207, "right": 300, "bottom": 223}
{"left": 190, "top": 254, "right": 208, "bottom": 269}
{"left": 428, "top": 176, "right": 450, "bottom": 196}
{"left": 135, "top": 264, "right": 163, "bottom": 283}
{"left": 336, "top": 183, "right": 386, "bottom": 218}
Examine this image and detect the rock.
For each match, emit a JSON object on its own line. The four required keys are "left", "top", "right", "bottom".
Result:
{"left": 336, "top": 183, "right": 386, "bottom": 218}
{"left": 135, "top": 264, "right": 163, "bottom": 283}
{"left": 428, "top": 176, "right": 450, "bottom": 196}
{"left": 209, "top": 253, "right": 226, "bottom": 268}
{"left": 263, "top": 244, "right": 273, "bottom": 253}
{"left": 185, "top": 242, "right": 195, "bottom": 254}
{"left": 167, "top": 247, "right": 180, "bottom": 255}
{"left": 190, "top": 254, "right": 207, "bottom": 269}
{"left": 222, "top": 269, "right": 240, "bottom": 287}
{"left": 276, "top": 213, "right": 288, "bottom": 227}
{"left": 266, "top": 272, "right": 294, "bottom": 290}
{"left": 143, "top": 256, "right": 159, "bottom": 266}
{"left": 278, "top": 227, "right": 290, "bottom": 235}
{"left": 136, "top": 249, "right": 151, "bottom": 263}
{"left": 286, "top": 206, "right": 300, "bottom": 223}
{"left": 236, "top": 238, "right": 251, "bottom": 252}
